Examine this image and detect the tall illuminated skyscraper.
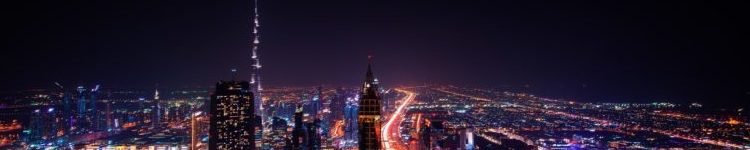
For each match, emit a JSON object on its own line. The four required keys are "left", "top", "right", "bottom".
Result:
{"left": 153, "top": 88, "right": 162, "bottom": 128}
{"left": 90, "top": 85, "right": 101, "bottom": 131}
{"left": 75, "top": 86, "right": 88, "bottom": 131}
{"left": 54, "top": 82, "right": 74, "bottom": 134}
{"left": 209, "top": 81, "right": 255, "bottom": 150}
{"left": 357, "top": 56, "right": 382, "bottom": 150}
{"left": 344, "top": 97, "right": 359, "bottom": 145}
{"left": 249, "top": 0, "right": 263, "bottom": 118}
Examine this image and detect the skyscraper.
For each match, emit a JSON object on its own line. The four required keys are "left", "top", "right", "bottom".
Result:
{"left": 76, "top": 86, "right": 88, "bottom": 132}
{"left": 330, "top": 88, "right": 346, "bottom": 121}
{"left": 357, "top": 56, "right": 382, "bottom": 150}
{"left": 249, "top": 0, "right": 263, "bottom": 119}
{"left": 306, "top": 120, "right": 321, "bottom": 150}
{"left": 292, "top": 105, "right": 307, "bottom": 150}
{"left": 153, "top": 88, "right": 162, "bottom": 128}
{"left": 71, "top": 85, "right": 100, "bottom": 132}
{"left": 344, "top": 97, "right": 359, "bottom": 146}
{"left": 209, "top": 81, "right": 255, "bottom": 150}
{"left": 90, "top": 85, "right": 101, "bottom": 131}
{"left": 54, "top": 82, "right": 74, "bottom": 135}
{"left": 313, "top": 86, "right": 322, "bottom": 119}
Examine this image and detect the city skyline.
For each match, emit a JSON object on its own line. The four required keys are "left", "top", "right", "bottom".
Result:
{"left": 1, "top": 0, "right": 748, "bottom": 149}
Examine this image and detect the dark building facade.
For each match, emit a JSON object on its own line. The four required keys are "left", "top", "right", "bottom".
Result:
{"left": 344, "top": 99, "right": 359, "bottom": 144}
{"left": 209, "top": 81, "right": 256, "bottom": 150}
{"left": 357, "top": 57, "right": 382, "bottom": 150}
{"left": 330, "top": 88, "right": 346, "bottom": 121}
{"left": 292, "top": 105, "right": 307, "bottom": 150}
{"left": 306, "top": 120, "right": 321, "bottom": 150}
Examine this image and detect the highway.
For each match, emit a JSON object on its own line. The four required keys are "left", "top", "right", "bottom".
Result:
{"left": 382, "top": 88, "right": 417, "bottom": 150}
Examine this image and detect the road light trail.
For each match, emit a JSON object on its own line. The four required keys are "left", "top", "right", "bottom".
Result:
{"left": 382, "top": 88, "right": 417, "bottom": 150}
{"left": 330, "top": 120, "right": 345, "bottom": 138}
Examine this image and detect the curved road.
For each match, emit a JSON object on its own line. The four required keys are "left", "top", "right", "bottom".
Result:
{"left": 382, "top": 88, "right": 417, "bottom": 150}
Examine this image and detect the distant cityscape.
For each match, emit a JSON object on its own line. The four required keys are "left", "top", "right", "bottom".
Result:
{"left": 1, "top": 77, "right": 749, "bottom": 149}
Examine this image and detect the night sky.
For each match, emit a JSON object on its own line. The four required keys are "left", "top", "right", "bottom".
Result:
{"left": 2, "top": 0, "right": 748, "bottom": 106}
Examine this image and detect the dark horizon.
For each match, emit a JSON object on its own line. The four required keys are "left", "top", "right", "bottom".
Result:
{"left": 2, "top": 0, "right": 748, "bottom": 106}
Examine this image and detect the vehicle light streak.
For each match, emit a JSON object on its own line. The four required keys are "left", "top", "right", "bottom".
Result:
{"left": 382, "top": 88, "right": 417, "bottom": 150}
{"left": 331, "top": 120, "right": 345, "bottom": 138}
{"left": 434, "top": 88, "right": 491, "bottom": 102}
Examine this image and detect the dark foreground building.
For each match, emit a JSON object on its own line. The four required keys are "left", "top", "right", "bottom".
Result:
{"left": 358, "top": 57, "right": 382, "bottom": 150}
{"left": 292, "top": 105, "right": 307, "bottom": 150}
{"left": 209, "top": 81, "right": 256, "bottom": 150}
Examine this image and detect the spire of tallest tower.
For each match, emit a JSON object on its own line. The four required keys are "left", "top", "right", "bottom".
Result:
{"left": 250, "top": 0, "right": 261, "bottom": 85}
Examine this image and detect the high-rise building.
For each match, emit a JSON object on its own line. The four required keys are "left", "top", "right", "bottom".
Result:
{"left": 76, "top": 86, "right": 88, "bottom": 132}
{"left": 191, "top": 111, "right": 202, "bottom": 150}
{"left": 419, "top": 118, "right": 432, "bottom": 150}
{"left": 330, "top": 88, "right": 346, "bottom": 121}
{"left": 54, "top": 82, "right": 74, "bottom": 135}
{"left": 460, "top": 128, "right": 475, "bottom": 150}
{"left": 270, "top": 117, "right": 290, "bottom": 149}
{"left": 357, "top": 56, "right": 382, "bottom": 150}
{"left": 292, "top": 105, "right": 307, "bottom": 150}
{"left": 306, "top": 120, "right": 321, "bottom": 150}
{"left": 312, "top": 86, "right": 322, "bottom": 119}
{"left": 105, "top": 99, "right": 113, "bottom": 131}
{"left": 28, "top": 107, "right": 57, "bottom": 142}
{"left": 290, "top": 102, "right": 322, "bottom": 150}
{"left": 209, "top": 81, "right": 255, "bottom": 150}
{"left": 248, "top": 0, "right": 266, "bottom": 144}
{"left": 71, "top": 85, "right": 101, "bottom": 133}
{"left": 90, "top": 85, "right": 101, "bottom": 131}
{"left": 249, "top": 0, "right": 263, "bottom": 118}
{"left": 344, "top": 98, "right": 359, "bottom": 146}
{"left": 153, "top": 88, "right": 162, "bottom": 128}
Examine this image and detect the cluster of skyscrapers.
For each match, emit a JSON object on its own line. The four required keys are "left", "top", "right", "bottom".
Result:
{"left": 205, "top": 0, "right": 384, "bottom": 149}
{"left": 20, "top": 83, "right": 199, "bottom": 148}
{"left": 26, "top": 84, "right": 103, "bottom": 145}
{"left": 208, "top": 58, "right": 384, "bottom": 150}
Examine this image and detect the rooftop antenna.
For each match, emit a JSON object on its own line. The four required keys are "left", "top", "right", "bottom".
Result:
{"left": 231, "top": 68, "right": 238, "bottom": 81}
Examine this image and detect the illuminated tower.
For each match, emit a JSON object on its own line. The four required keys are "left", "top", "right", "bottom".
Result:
{"left": 153, "top": 88, "right": 162, "bottom": 128}
{"left": 54, "top": 82, "right": 74, "bottom": 134}
{"left": 191, "top": 112, "right": 202, "bottom": 150}
{"left": 249, "top": 0, "right": 264, "bottom": 121}
{"left": 75, "top": 86, "right": 88, "bottom": 132}
{"left": 28, "top": 109, "right": 43, "bottom": 142}
{"left": 313, "top": 86, "right": 322, "bottom": 119}
{"left": 90, "top": 85, "right": 100, "bottom": 131}
{"left": 344, "top": 97, "right": 359, "bottom": 145}
{"left": 357, "top": 56, "right": 382, "bottom": 150}
{"left": 209, "top": 81, "right": 255, "bottom": 150}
